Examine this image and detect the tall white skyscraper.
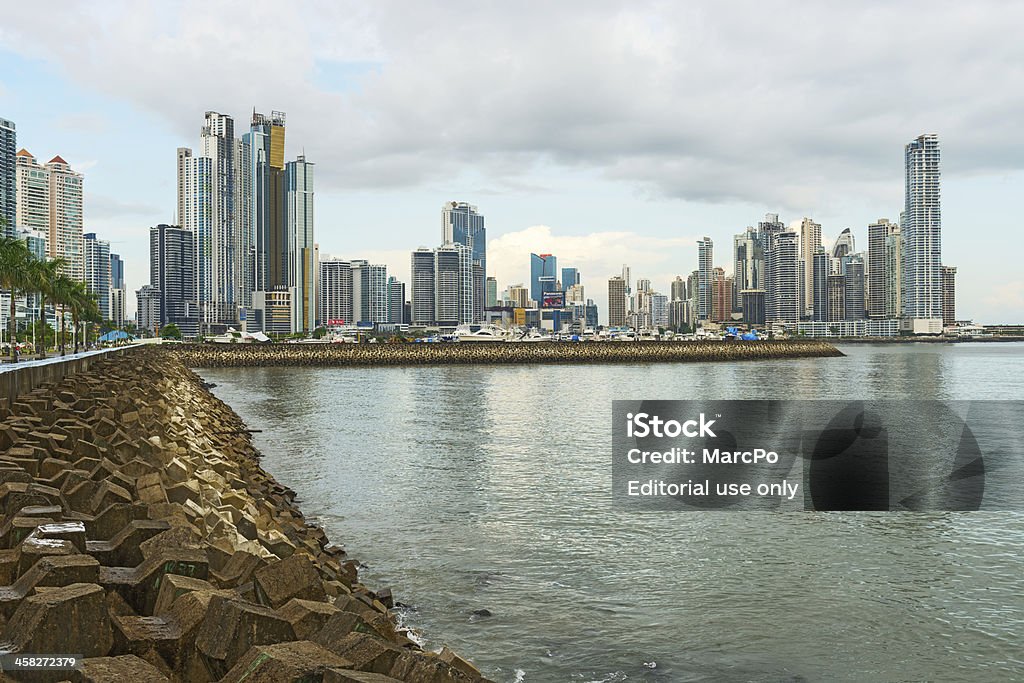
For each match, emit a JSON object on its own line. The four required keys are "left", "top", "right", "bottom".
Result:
{"left": 798, "top": 217, "right": 821, "bottom": 316}
{"left": 902, "top": 134, "right": 942, "bottom": 320}
{"left": 15, "top": 149, "right": 84, "bottom": 281}
{"left": 177, "top": 111, "right": 250, "bottom": 330}
{"left": 287, "top": 155, "right": 315, "bottom": 332}
{"left": 697, "top": 237, "right": 713, "bottom": 321}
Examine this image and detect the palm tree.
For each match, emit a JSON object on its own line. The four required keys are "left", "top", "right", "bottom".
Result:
{"left": 51, "top": 275, "right": 79, "bottom": 356}
{"left": 0, "top": 236, "right": 33, "bottom": 363}
{"left": 27, "top": 257, "right": 65, "bottom": 360}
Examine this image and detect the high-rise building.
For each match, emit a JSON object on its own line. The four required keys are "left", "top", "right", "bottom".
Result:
{"left": 566, "top": 283, "right": 585, "bottom": 305}
{"left": 177, "top": 111, "right": 250, "bottom": 330}
{"left": 507, "top": 285, "right": 529, "bottom": 309}
{"left": 486, "top": 277, "right": 498, "bottom": 308}
{"left": 903, "top": 134, "right": 942, "bottom": 320}
{"left": 827, "top": 274, "right": 846, "bottom": 323}
{"left": 712, "top": 269, "right": 734, "bottom": 323}
{"left": 867, "top": 218, "right": 898, "bottom": 318}
{"left": 410, "top": 249, "right": 435, "bottom": 326}
{"left": 670, "top": 276, "right": 687, "bottom": 302}
{"left": 811, "top": 248, "right": 829, "bottom": 322}
{"left": 109, "top": 288, "right": 125, "bottom": 329}
{"left": 941, "top": 265, "right": 956, "bottom": 326}
{"left": 318, "top": 259, "right": 353, "bottom": 326}
{"left": 844, "top": 256, "right": 866, "bottom": 320}
{"left": 15, "top": 150, "right": 84, "bottom": 281}
{"left": 651, "top": 293, "right": 669, "bottom": 327}
{"left": 245, "top": 111, "right": 287, "bottom": 294}
{"left": 110, "top": 253, "right": 125, "bottom": 290}
{"left": 741, "top": 290, "right": 766, "bottom": 326}
{"left": 442, "top": 201, "right": 485, "bottom": 275}
{"left": 443, "top": 202, "right": 485, "bottom": 322}
{"left": 530, "top": 253, "right": 558, "bottom": 304}
{"left": 15, "top": 149, "right": 48, "bottom": 235}
{"left": 0, "top": 117, "right": 15, "bottom": 236}
{"left": 885, "top": 226, "right": 902, "bottom": 319}
{"left": 733, "top": 227, "right": 762, "bottom": 313}
{"left": 766, "top": 231, "right": 800, "bottom": 323}
{"left": 798, "top": 218, "right": 822, "bottom": 316}
{"left": 697, "top": 237, "right": 713, "bottom": 321}
{"left": 608, "top": 276, "right": 626, "bottom": 327}
{"left": 287, "top": 155, "right": 315, "bottom": 332}
{"left": 434, "top": 243, "right": 472, "bottom": 326}
{"left": 83, "top": 233, "right": 111, "bottom": 320}
{"left": 388, "top": 276, "right": 406, "bottom": 324}
{"left": 150, "top": 224, "right": 198, "bottom": 338}
{"left": 561, "top": 267, "right": 579, "bottom": 292}
{"left": 831, "top": 228, "right": 855, "bottom": 262}
{"left": 687, "top": 270, "right": 699, "bottom": 324}
{"left": 109, "top": 252, "right": 125, "bottom": 330}
{"left": 136, "top": 285, "right": 160, "bottom": 335}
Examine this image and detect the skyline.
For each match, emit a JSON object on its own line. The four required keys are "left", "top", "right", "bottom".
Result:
{"left": 2, "top": 3, "right": 1023, "bottom": 323}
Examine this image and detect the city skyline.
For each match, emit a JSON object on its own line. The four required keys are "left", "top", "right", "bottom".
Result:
{"left": 2, "top": 3, "right": 1023, "bottom": 323}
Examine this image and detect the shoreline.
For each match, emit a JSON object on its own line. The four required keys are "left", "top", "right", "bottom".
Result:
{"left": 0, "top": 347, "right": 490, "bottom": 682}
{"left": 170, "top": 340, "right": 843, "bottom": 368}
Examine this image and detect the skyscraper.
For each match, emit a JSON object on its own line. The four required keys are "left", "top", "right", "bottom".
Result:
{"left": 561, "top": 267, "right": 579, "bottom": 292}
{"left": 844, "top": 256, "right": 866, "bottom": 320}
{"left": 733, "top": 227, "right": 762, "bottom": 314}
{"left": 15, "top": 149, "right": 48, "bottom": 235}
{"left": 83, "top": 233, "right": 111, "bottom": 320}
{"left": 319, "top": 258, "right": 353, "bottom": 326}
{"left": 287, "top": 155, "right": 315, "bottom": 332}
{"left": 486, "top": 277, "right": 498, "bottom": 308}
{"left": 110, "top": 252, "right": 126, "bottom": 330}
{"left": 443, "top": 202, "right": 485, "bottom": 322}
{"left": 670, "top": 276, "right": 687, "bottom": 303}
{"left": 799, "top": 218, "right": 822, "bottom": 316}
{"left": 434, "top": 244, "right": 471, "bottom": 327}
{"left": 885, "top": 226, "right": 902, "bottom": 319}
{"left": 941, "top": 265, "right": 956, "bottom": 326}
{"left": 177, "top": 111, "right": 246, "bottom": 330}
{"left": 867, "top": 218, "right": 898, "bottom": 318}
{"left": 110, "top": 253, "right": 125, "bottom": 290}
{"left": 0, "top": 117, "right": 15, "bottom": 236}
{"left": 150, "top": 224, "right": 198, "bottom": 338}
{"left": 766, "top": 231, "right": 800, "bottom": 323}
{"left": 697, "top": 237, "right": 713, "bottom": 321}
{"left": 903, "top": 134, "right": 942, "bottom": 320}
{"left": 15, "top": 150, "right": 84, "bottom": 281}
{"left": 712, "top": 268, "right": 733, "bottom": 323}
{"left": 530, "top": 253, "right": 558, "bottom": 304}
{"left": 246, "top": 111, "right": 287, "bottom": 294}
{"left": 388, "top": 276, "right": 406, "bottom": 324}
{"left": 410, "top": 249, "right": 436, "bottom": 326}
{"left": 608, "top": 276, "right": 626, "bottom": 327}
{"left": 831, "top": 228, "right": 855, "bottom": 263}
{"left": 811, "top": 248, "right": 829, "bottom": 322}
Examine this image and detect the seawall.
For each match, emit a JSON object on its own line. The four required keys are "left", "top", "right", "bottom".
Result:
{"left": 173, "top": 339, "right": 844, "bottom": 368}
{"left": 0, "top": 347, "right": 490, "bottom": 682}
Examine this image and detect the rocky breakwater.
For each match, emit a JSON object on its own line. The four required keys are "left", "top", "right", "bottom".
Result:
{"left": 174, "top": 339, "right": 843, "bottom": 368}
{"left": 0, "top": 348, "right": 491, "bottom": 683}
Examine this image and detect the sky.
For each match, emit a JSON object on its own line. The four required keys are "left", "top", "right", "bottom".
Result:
{"left": 1, "top": 1, "right": 1022, "bottom": 323}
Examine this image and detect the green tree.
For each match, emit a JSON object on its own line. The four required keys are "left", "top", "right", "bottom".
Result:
{"left": 27, "top": 256, "right": 64, "bottom": 359}
{"left": 0, "top": 236, "right": 33, "bottom": 362}
{"left": 160, "top": 323, "right": 182, "bottom": 340}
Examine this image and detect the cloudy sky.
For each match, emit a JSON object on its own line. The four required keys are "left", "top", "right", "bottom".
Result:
{"left": 2, "top": 1, "right": 1022, "bottom": 322}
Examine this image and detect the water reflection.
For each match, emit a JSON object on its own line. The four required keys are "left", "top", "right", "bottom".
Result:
{"left": 201, "top": 343, "right": 1024, "bottom": 682}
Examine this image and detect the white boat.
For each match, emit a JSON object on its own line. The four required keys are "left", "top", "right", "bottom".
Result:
{"left": 453, "top": 324, "right": 511, "bottom": 342}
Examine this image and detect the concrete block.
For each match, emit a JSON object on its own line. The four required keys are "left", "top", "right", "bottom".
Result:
{"left": 254, "top": 554, "right": 327, "bottom": 608}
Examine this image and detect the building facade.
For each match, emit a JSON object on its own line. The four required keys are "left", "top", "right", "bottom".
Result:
{"left": 150, "top": 224, "right": 198, "bottom": 338}
{"left": 83, "top": 233, "right": 111, "bottom": 320}
{"left": 608, "top": 276, "right": 626, "bottom": 327}
{"left": 0, "top": 117, "right": 14, "bottom": 235}
{"left": 941, "top": 265, "right": 956, "bottom": 326}
{"left": 902, "top": 134, "right": 942, "bottom": 320}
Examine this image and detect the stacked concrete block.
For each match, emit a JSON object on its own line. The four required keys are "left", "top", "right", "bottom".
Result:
{"left": 0, "top": 349, "right": 491, "bottom": 682}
